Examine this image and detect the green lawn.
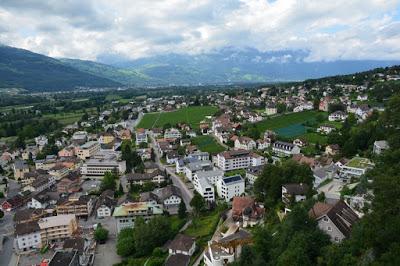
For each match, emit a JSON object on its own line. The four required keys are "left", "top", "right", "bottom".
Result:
{"left": 184, "top": 210, "right": 221, "bottom": 239}
{"left": 137, "top": 106, "right": 218, "bottom": 129}
{"left": 254, "top": 111, "right": 324, "bottom": 132}
{"left": 191, "top": 135, "right": 226, "bottom": 154}
{"left": 300, "top": 132, "right": 328, "bottom": 145}
{"left": 42, "top": 107, "right": 97, "bottom": 125}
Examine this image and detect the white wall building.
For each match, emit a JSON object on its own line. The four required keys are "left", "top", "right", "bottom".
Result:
{"left": 216, "top": 175, "right": 245, "bottom": 202}
{"left": 76, "top": 141, "right": 100, "bottom": 160}
{"left": 164, "top": 128, "right": 182, "bottom": 139}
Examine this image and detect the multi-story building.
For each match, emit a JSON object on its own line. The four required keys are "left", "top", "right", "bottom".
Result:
{"left": 164, "top": 128, "right": 182, "bottom": 139}
{"left": 15, "top": 221, "right": 41, "bottom": 251}
{"left": 135, "top": 128, "right": 148, "bottom": 146}
{"left": 80, "top": 158, "right": 126, "bottom": 178}
{"left": 13, "top": 160, "right": 29, "bottom": 181}
{"left": 56, "top": 194, "right": 95, "bottom": 218}
{"left": 216, "top": 150, "right": 264, "bottom": 172}
{"left": 38, "top": 214, "right": 78, "bottom": 245}
{"left": 23, "top": 175, "right": 56, "bottom": 193}
{"left": 193, "top": 176, "right": 215, "bottom": 202}
{"left": 340, "top": 157, "right": 374, "bottom": 179}
{"left": 183, "top": 160, "right": 213, "bottom": 181}
{"left": 272, "top": 141, "right": 301, "bottom": 157}
{"left": 125, "top": 169, "right": 166, "bottom": 186}
{"left": 193, "top": 169, "right": 224, "bottom": 186}
{"left": 216, "top": 175, "right": 245, "bottom": 202}
{"left": 234, "top": 137, "right": 257, "bottom": 150}
{"left": 76, "top": 141, "right": 100, "bottom": 160}
{"left": 113, "top": 202, "right": 164, "bottom": 233}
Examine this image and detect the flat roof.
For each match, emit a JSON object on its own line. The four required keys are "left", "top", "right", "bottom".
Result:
{"left": 38, "top": 214, "right": 76, "bottom": 229}
{"left": 222, "top": 175, "right": 243, "bottom": 184}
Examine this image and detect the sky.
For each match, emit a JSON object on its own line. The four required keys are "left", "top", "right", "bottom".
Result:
{"left": 0, "top": 0, "right": 400, "bottom": 62}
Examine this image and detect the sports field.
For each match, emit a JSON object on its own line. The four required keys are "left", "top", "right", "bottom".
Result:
{"left": 191, "top": 135, "right": 226, "bottom": 154}
{"left": 137, "top": 106, "right": 217, "bottom": 129}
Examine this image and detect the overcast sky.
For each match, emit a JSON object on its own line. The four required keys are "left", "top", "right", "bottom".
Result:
{"left": 0, "top": 0, "right": 399, "bottom": 62}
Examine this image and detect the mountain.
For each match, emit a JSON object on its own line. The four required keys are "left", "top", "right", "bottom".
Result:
{"left": 92, "top": 47, "right": 400, "bottom": 85}
{"left": 1, "top": 45, "right": 400, "bottom": 90}
{"left": 0, "top": 45, "right": 121, "bottom": 91}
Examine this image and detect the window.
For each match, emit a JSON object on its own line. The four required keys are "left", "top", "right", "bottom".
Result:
{"left": 327, "top": 226, "right": 332, "bottom": 231}
{"left": 323, "top": 217, "right": 328, "bottom": 222}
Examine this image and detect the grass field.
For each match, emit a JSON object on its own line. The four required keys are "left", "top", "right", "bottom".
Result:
{"left": 254, "top": 111, "right": 323, "bottom": 132}
{"left": 137, "top": 106, "right": 217, "bottom": 129}
{"left": 42, "top": 107, "right": 97, "bottom": 125}
{"left": 300, "top": 132, "right": 328, "bottom": 145}
{"left": 191, "top": 135, "right": 226, "bottom": 154}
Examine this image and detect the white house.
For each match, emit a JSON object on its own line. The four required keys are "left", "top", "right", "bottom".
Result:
{"left": 193, "top": 176, "right": 215, "bottom": 202}
{"left": 183, "top": 160, "right": 213, "bottom": 181}
{"left": 272, "top": 141, "right": 301, "bottom": 157}
{"left": 265, "top": 104, "right": 277, "bottom": 116}
{"left": 27, "top": 195, "right": 50, "bottom": 209}
{"left": 164, "top": 128, "right": 182, "bottom": 139}
{"left": 194, "top": 169, "right": 224, "bottom": 186}
{"left": 216, "top": 175, "right": 245, "bottom": 202}
{"left": 373, "top": 140, "right": 389, "bottom": 155}
{"left": 135, "top": 129, "right": 148, "bottom": 146}
{"left": 328, "top": 111, "right": 348, "bottom": 122}
{"left": 15, "top": 221, "right": 41, "bottom": 251}
{"left": 256, "top": 139, "right": 270, "bottom": 150}
{"left": 317, "top": 124, "right": 336, "bottom": 135}
{"left": 340, "top": 157, "right": 374, "bottom": 180}
{"left": 234, "top": 137, "right": 257, "bottom": 150}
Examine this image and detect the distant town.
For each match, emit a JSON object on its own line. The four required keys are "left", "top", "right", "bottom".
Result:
{"left": 0, "top": 66, "right": 399, "bottom": 266}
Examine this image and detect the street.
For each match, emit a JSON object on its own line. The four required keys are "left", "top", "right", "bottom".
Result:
{"left": 0, "top": 212, "right": 15, "bottom": 266}
{"left": 148, "top": 134, "right": 193, "bottom": 211}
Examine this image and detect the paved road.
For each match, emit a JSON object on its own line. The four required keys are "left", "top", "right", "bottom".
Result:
{"left": 0, "top": 212, "right": 15, "bottom": 266}
{"left": 148, "top": 135, "right": 193, "bottom": 210}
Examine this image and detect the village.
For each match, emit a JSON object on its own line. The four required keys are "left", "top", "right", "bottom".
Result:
{"left": 0, "top": 70, "right": 396, "bottom": 266}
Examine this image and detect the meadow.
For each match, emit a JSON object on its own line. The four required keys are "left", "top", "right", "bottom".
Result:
{"left": 191, "top": 135, "right": 226, "bottom": 154}
{"left": 137, "top": 106, "right": 217, "bottom": 129}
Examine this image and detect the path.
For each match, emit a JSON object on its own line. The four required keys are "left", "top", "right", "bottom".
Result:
{"left": 211, "top": 133, "right": 230, "bottom": 150}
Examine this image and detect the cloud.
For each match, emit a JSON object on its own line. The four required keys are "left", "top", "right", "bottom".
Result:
{"left": 0, "top": 0, "right": 399, "bottom": 61}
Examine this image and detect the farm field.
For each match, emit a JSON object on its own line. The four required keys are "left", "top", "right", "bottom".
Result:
{"left": 42, "top": 107, "right": 97, "bottom": 125}
{"left": 191, "top": 135, "right": 226, "bottom": 154}
{"left": 137, "top": 106, "right": 217, "bottom": 129}
{"left": 254, "top": 111, "right": 324, "bottom": 131}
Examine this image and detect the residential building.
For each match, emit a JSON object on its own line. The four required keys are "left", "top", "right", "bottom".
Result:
{"left": 272, "top": 141, "right": 301, "bottom": 157}
{"left": 328, "top": 111, "right": 348, "bottom": 121}
{"left": 48, "top": 165, "right": 70, "bottom": 180}
{"left": 135, "top": 128, "right": 148, "bottom": 146}
{"left": 125, "top": 169, "right": 166, "bottom": 186}
{"left": 204, "top": 228, "right": 252, "bottom": 266}
{"left": 164, "top": 128, "right": 182, "bottom": 139}
{"left": 23, "top": 175, "right": 56, "bottom": 193}
{"left": 340, "top": 157, "right": 374, "bottom": 179}
{"left": 167, "top": 234, "right": 196, "bottom": 256}
{"left": 309, "top": 200, "right": 359, "bottom": 242}
{"left": 319, "top": 96, "right": 332, "bottom": 112}
{"left": 15, "top": 221, "right": 41, "bottom": 251}
{"left": 57, "top": 172, "right": 81, "bottom": 193}
{"left": 56, "top": 194, "right": 95, "bottom": 218}
{"left": 13, "top": 160, "right": 29, "bottom": 181}
{"left": 234, "top": 137, "right": 256, "bottom": 150}
{"left": 27, "top": 195, "right": 50, "bottom": 209}
{"left": 216, "top": 175, "right": 245, "bottom": 202}
{"left": 99, "top": 132, "right": 115, "bottom": 145}
{"left": 231, "top": 196, "right": 265, "bottom": 227}
{"left": 1, "top": 194, "right": 25, "bottom": 211}
{"left": 58, "top": 147, "right": 75, "bottom": 157}
{"left": 187, "top": 151, "right": 209, "bottom": 161}
{"left": 317, "top": 124, "right": 336, "bottom": 134}
{"left": 183, "top": 160, "right": 213, "bottom": 181}
{"left": 80, "top": 158, "right": 126, "bottom": 178}
{"left": 76, "top": 141, "right": 100, "bottom": 160}
{"left": 35, "top": 135, "right": 48, "bottom": 148}
{"left": 194, "top": 169, "right": 224, "bottom": 186}
{"left": 38, "top": 214, "right": 78, "bottom": 245}
{"left": 373, "top": 140, "right": 389, "bottom": 155}
{"left": 113, "top": 202, "right": 164, "bottom": 233}
{"left": 193, "top": 176, "right": 215, "bottom": 202}
{"left": 265, "top": 104, "right": 277, "bottom": 116}
{"left": 95, "top": 190, "right": 116, "bottom": 218}
{"left": 166, "top": 150, "right": 180, "bottom": 164}
{"left": 281, "top": 183, "right": 309, "bottom": 206}
{"left": 216, "top": 150, "right": 264, "bottom": 172}
{"left": 245, "top": 165, "right": 263, "bottom": 185}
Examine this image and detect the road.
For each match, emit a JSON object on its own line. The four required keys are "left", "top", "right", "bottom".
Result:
{"left": 148, "top": 134, "right": 193, "bottom": 210}
{"left": 0, "top": 212, "right": 15, "bottom": 266}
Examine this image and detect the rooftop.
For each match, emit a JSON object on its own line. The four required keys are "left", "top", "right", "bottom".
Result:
{"left": 222, "top": 175, "right": 243, "bottom": 185}
{"left": 345, "top": 157, "right": 374, "bottom": 169}
{"left": 38, "top": 214, "right": 76, "bottom": 229}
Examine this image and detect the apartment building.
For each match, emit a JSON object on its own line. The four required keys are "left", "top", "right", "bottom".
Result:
{"left": 113, "top": 202, "right": 164, "bottom": 233}
{"left": 38, "top": 215, "right": 78, "bottom": 245}
{"left": 76, "top": 141, "right": 101, "bottom": 160}
{"left": 193, "top": 176, "right": 215, "bottom": 202}
{"left": 272, "top": 141, "right": 301, "bottom": 157}
{"left": 15, "top": 221, "right": 42, "bottom": 251}
{"left": 135, "top": 128, "right": 148, "bottom": 146}
{"left": 80, "top": 158, "right": 126, "bottom": 178}
{"left": 183, "top": 160, "right": 213, "bottom": 180}
{"left": 56, "top": 194, "right": 95, "bottom": 218}
{"left": 216, "top": 175, "right": 245, "bottom": 202}
{"left": 164, "top": 128, "right": 182, "bottom": 139}
{"left": 216, "top": 150, "right": 264, "bottom": 172}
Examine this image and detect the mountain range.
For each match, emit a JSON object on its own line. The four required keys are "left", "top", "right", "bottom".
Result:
{"left": 1, "top": 45, "right": 399, "bottom": 91}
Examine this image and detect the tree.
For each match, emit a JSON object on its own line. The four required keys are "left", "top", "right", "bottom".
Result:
{"left": 178, "top": 200, "right": 187, "bottom": 219}
{"left": 100, "top": 172, "right": 116, "bottom": 192}
{"left": 94, "top": 225, "right": 109, "bottom": 243}
{"left": 190, "top": 191, "right": 206, "bottom": 215}
{"left": 0, "top": 209, "right": 4, "bottom": 219}
{"left": 117, "top": 228, "right": 135, "bottom": 257}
